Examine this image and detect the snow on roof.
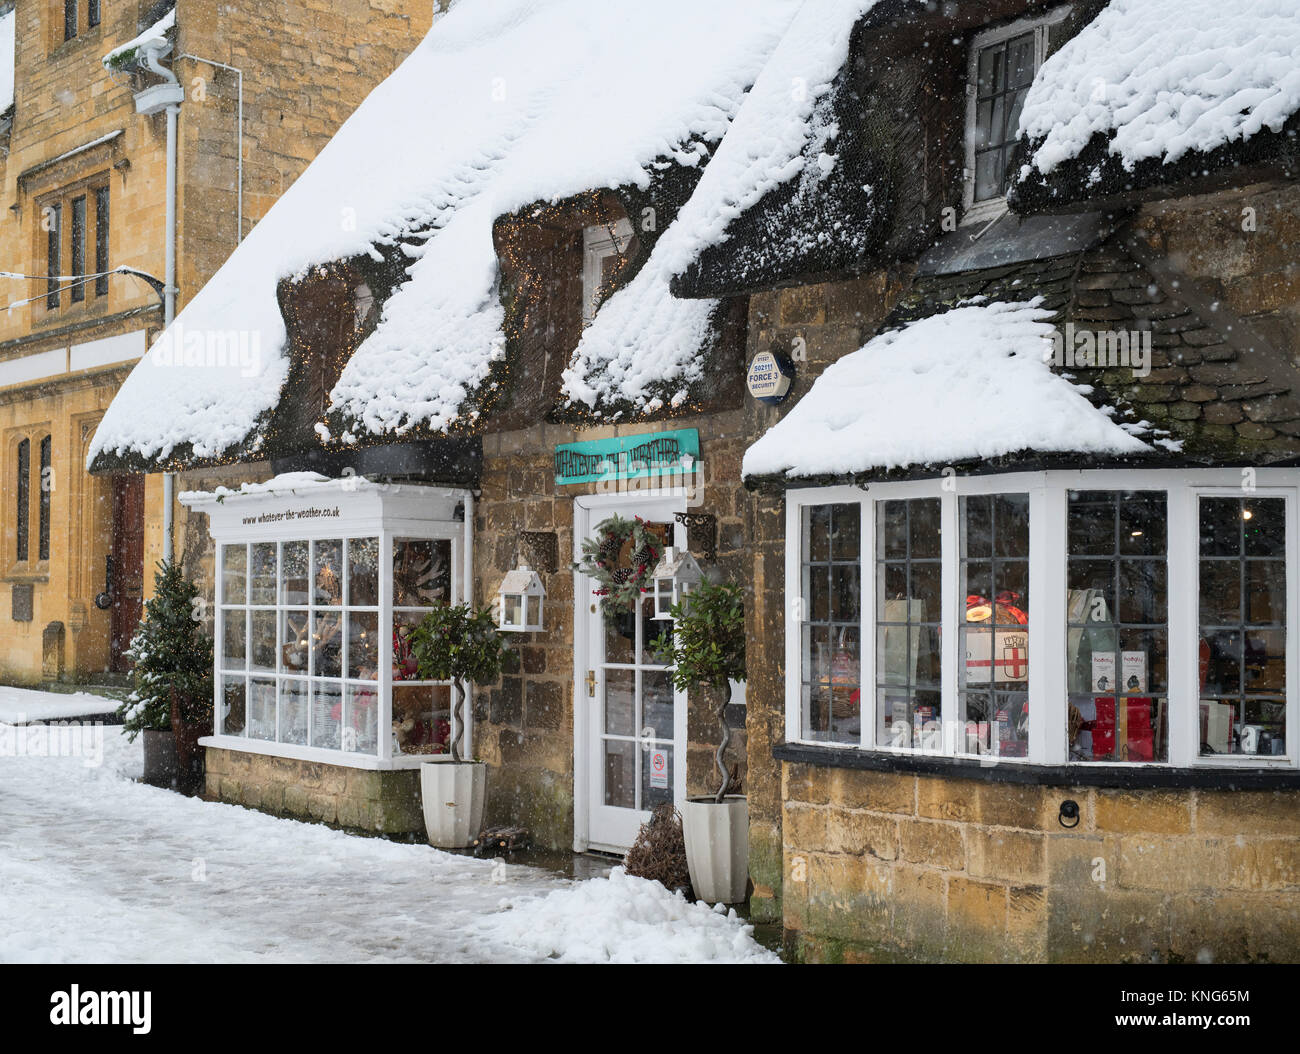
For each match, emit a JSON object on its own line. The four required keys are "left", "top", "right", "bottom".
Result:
{"left": 0, "top": 8, "right": 14, "bottom": 114}
{"left": 1017, "top": 0, "right": 1300, "bottom": 178}
{"left": 89, "top": 0, "right": 802, "bottom": 466}
{"left": 102, "top": 7, "right": 176, "bottom": 69}
{"left": 563, "top": 0, "right": 880, "bottom": 412}
{"left": 742, "top": 300, "right": 1152, "bottom": 481}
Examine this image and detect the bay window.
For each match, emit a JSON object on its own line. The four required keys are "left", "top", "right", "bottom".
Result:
{"left": 785, "top": 472, "right": 1297, "bottom": 768}
{"left": 184, "top": 478, "right": 472, "bottom": 770}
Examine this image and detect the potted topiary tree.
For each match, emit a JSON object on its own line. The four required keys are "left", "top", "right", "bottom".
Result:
{"left": 117, "top": 560, "right": 214, "bottom": 789}
{"left": 408, "top": 602, "right": 510, "bottom": 848}
{"left": 652, "top": 580, "right": 748, "bottom": 904}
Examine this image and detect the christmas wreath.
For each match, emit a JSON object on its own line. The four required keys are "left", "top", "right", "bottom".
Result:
{"left": 575, "top": 514, "right": 662, "bottom": 618}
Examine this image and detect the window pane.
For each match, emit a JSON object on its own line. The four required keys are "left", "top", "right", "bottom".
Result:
{"left": 64, "top": 0, "right": 77, "bottom": 41}
{"left": 312, "top": 681, "right": 343, "bottom": 750}
{"left": 38, "top": 436, "right": 51, "bottom": 561}
{"left": 15, "top": 438, "right": 28, "bottom": 561}
{"left": 221, "top": 544, "right": 247, "bottom": 604}
{"left": 278, "top": 679, "right": 309, "bottom": 746}
{"left": 347, "top": 537, "right": 379, "bottom": 606}
{"left": 221, "top": 610, "right": 246, "bottom": 669}
{"left": 250, "top": 542, "right": 276, "bottom": 604}
{"left": 876, "top": 498, "right": 942, "bottom": 750}
{"left": 347, "top": 612, "right": 379, "bottom": 679}
{"left": 248, "top": 679, "right": 276, "bottom": 741}
{"left": 280, "top": 540, "right": 310, "bottom": 605}
{"left": 343, "top": 685, "right": 378, "bottom": 755}
{"left": 1067, "top": 491, "right": 1168, "bottom": 763}
{"left": 46, "top": 204, "right": 61, "bottom": 309}
{"left": 961, "top": 495, "right": 1029, "bottom": 756}
{"left": 70, "top": 196, "right": 85, "bottom": 303}
{"left": 221, "top": 676, "right": 246, "bottom": 737}
{"left": 313, "top": 609, "right": 343, "bottom": 677}
{"left": 94, "top": 187, "right": 110, "bottom": 297}
{"left": 313, "top": 539, "right": 343, "bottom": 605}
{"left": 393, "top": 538, "right": 451, "bottom": 607}
{"left": 279, "top": 610, "right": 309, "bottom": 674}
{"left": 1198, "top": 496, "right": 1287, "bottom": 757}
{"left": 249, "top": 610, "right": 277, "bottom": 673}
{"left": 801, "top": 504, "right": 861, "bottom": 744}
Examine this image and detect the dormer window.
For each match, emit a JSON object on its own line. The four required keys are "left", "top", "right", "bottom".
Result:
{"left": 963, "top": 6, "right": 1070, "bottom": 225}
{"left": 582, "top": 218, "right": 633, "bottom": 325}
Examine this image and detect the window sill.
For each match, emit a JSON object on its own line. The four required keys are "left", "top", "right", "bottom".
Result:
{"left": 773, "top": 742, "right": 1300, "bottom": 790}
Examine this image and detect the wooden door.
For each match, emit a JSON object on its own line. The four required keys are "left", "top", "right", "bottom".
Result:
{"left": 109, "top": 474, "right": 145, "bottom": 672}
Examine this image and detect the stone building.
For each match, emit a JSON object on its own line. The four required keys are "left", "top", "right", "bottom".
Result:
{"left": 673, "top": 0, "right": 1300, "bottom": 961}
{"left": 0, "top": 0, "right": 431, "bottom": 684}
{"left": 89, "top": 0, "right": 1299, "bottom": 963}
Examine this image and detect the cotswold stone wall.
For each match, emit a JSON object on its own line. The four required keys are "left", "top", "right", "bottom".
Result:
{"left": 741, "top": 269, "right": 904, "bottom": 922}
{"left": 473, "top": 413, "right": 753, "bottom": 851}
{"left": 781, "top": 763, "right": 1300, "bottom": 963}
{"left": 205, "top": 747, "right": 425, "bottom": 834}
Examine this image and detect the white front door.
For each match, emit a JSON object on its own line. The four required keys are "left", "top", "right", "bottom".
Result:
{"left": 575, "top": 495, "right": 687, "bottom": 853}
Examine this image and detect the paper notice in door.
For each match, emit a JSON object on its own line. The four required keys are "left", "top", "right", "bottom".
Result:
{"left": 649, "top": 748, "right": 669, "bottom": 789}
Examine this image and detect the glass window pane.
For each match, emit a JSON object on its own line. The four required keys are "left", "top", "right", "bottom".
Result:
{"left": 642, "top": 669, "right": 675, "bottom": 743}
{"left": 801, "top": 504, "right": 861, "bottom": 744}
{"left": 279, "top": 610, "right": 309, "bottom": 674}
{"left": 221, "top": 610, "right": 246, "bottom": 670}
{"left": 250, "top": 610, "right": 277, "bottom": 673}
{"left": 344, "top": 685, "right": 378, "bottom": 755}
{"left": 278, "top": 679, "right": 309, "bottom": 746}
{"left": 248, "top": 679, "right": 276, "bottom": 741}
{"left": 641, "top": 742, "right": 674, "bottom": 811}
{"left": 961, "top": 495, "right": 1029, "bottom": 756}
{"left": 221, "top": 676, "right": 246, "bottom": 737}
{"left": 1198, "top": 496, "right": 1286, "bottom": 757}
{"left": 393, "top": 684, "right": 450, "bottom": 755}
{"left": 393, "top": 538, "right": 452, "bottom": 607}
{"left": 393, "top": 611, "right": 423, "bottom": 682}
{"left": 313, "top": 609, "right": 344, "bottom": 678}
{"left": 312, "top": 681, "right": 343, "bottom": 751}
{"left": 348, "top": 538, "right": 379, "bottom": 606}
{"left": 250, "top": 542, "right": 277, "bottom": 604}
{"left": 347, "top": 612, "right": 379, "bottom": 680}
{"left": 604, "top": 739, "right": 636, "bottom": 809}
{"left": 875, "top": 498, "right": 942, "bottom": 751}
{"left": 314, "top": 539, "right": 344, "bottom": 606}
{"left": 222, "top": 544, "right": 247, "bottom": 605}
{"left": 280, "top": 541, "right": 309, "bottom": 605}
{"left": 1067, "top": 492, "right": 1168, "bottom": 763}
{"left": 605, "top": 668, "right": 636, "bottom": 737}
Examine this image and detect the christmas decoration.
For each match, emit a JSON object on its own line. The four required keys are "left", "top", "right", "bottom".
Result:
{"left": 574, "top": 514, "right": 662, "bottom": 619}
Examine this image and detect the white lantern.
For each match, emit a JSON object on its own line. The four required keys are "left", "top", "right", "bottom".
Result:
{"left": 651, "top": 546, "right": 704, "bottom": 620}
{"left": 498, "top": 565, "right": 546, "bottom": 632}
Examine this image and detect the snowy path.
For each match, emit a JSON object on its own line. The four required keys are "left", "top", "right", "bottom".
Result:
{"left": 0, "top": 700, "right": 778, "bottom": 964}
{"left": 0, "top": 685, "right": 120, "bottom": 724}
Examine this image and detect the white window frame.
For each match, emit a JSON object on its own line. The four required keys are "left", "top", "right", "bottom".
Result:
{"left": 582, "top": 218, "right": 633, "bottom": 325}
{"left": 785, "top": 469, "right": 1300, "bottom": 770}
{"left": 962, "top": 5, "right": 1072, "bottom": 228}
{"left": 187, "top": 480, "right": 474, "bottom": 771}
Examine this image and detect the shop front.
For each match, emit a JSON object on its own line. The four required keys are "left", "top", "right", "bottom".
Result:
{"left": 180, "top": 474, "right": 473, "bottom": 833}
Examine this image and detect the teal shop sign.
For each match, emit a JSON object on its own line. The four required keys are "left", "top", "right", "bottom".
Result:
{"left": 554, "top": 429, "right": 700, "bottom": 485}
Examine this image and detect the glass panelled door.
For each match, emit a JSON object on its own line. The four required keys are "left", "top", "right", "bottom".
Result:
{"left": 580, "top": 498, "right": 687, "bottom": 852}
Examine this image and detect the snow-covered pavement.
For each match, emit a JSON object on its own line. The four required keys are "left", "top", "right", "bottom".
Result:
{"left": 0, "top": 695, "right": 778, "bottom": 964}
{"left": 0, "top": 684, "right": 120, "bottom": 725}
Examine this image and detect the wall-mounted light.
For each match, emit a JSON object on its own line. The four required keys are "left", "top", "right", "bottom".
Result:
{"left": 651, "top": 546, "right": 703, "bottom": 620}
{"left": 498, "top": 564, "right": 546, "bottom": 633}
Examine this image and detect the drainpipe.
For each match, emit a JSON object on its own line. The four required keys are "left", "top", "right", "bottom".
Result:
{"left": 134, "top": 39, "right": 185, "bottom": 564}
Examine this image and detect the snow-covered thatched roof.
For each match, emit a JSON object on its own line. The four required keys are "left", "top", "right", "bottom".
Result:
{"left": 1012, "top": 0, "right": 1300, "bottom": 211}
{"left": 742, "top": 300, "right": 1152, "bottom": 483}
{"left": 89, "top": 0, "right": 803, "bottom": 471}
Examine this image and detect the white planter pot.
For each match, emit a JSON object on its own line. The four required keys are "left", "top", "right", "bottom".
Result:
{"left": 681, "top": 795, "right": 749, "bottom": 905}
{"left": 420, "top": 759, "right": 486, "bottom": 849}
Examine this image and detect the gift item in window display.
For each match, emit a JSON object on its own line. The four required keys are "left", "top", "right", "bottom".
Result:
{"left": 392, "top": 624, "right": 420, "bottom": 682}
